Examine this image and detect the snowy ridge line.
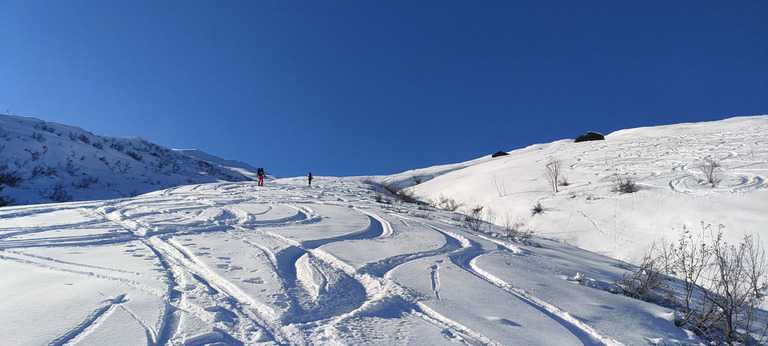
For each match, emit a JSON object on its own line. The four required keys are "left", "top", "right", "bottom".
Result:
{"left": 48, "top": 294, "right": 130, "bottom": 346}
{"left": 468, "top": 256, "right": 624, "bottom": 346}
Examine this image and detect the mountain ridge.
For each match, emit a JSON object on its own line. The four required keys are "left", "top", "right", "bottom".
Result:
{"left": 0, "top": 113, "right": 258, "bottom": 205}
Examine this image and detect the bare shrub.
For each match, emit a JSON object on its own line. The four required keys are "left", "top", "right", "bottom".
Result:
{"left": 501, "top": 214, "right": 535, "bottom": 244}
{"left": 699, "top": 157, "right": 721, "bottom": 187}
{"left": 396, "top": 187, "right": 418, "bottom": 204}
{"left": 373, "top": 191, "right": 385, "bottom": 204}
{"left": 0, "top": 175, "right": 10, "bottom": 207}
{"left": 377, "top": 181, "right": 419, "bottom": 204}
{"left": 32, "top": 131, "right": 46, "bottom": 142}
{"left": 40, "top": 183, "right": 73, "bottom": 202}
{"left": 414, "top": 203, "right": 432, "bottom": 219}
{"left": 436, "top": 195, "right": 462, "bottom": 212}
{"left": 464, "top": 205, "right": 484, "bottom": 232}
{"left": 531, "top": 202, "right": 544, "bottom": 216}
{"left": 77, "top": 133, "right": 90, "bottom": 144}
{"left": 491, "top": 176, "right": 509, "bottom": 197}
{"left": 379, "top": 181, "right": 400, "bottom": 195}
{"left": 484, "top": 208, "right": 496, "bottom": 233}
{"left": 544, "top": 156, "right": 563, "bottom": 193}
{"left": 31, "top": 165, "right": 56, "bottom": 178}
{"left": 126, "top": 151, "right": 143, "bottom": 162}
{"left": 0, "top": 169, "right": 24, "bottom": 187}
{"left": 618, "top": 250, "right": 668, "bottom": 303}
{"left": 612, "top": 173, "right": 638, "bottom": 194}
{"left": 73, "top": 177, "right": 100, "bottom": 189}
{"left": 628, "top": 223, "right": 768, "bottom": 344}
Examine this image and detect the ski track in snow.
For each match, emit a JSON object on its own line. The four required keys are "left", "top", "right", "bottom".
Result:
{"left": 2, "top": 172, "right": 729, "bottom": 344}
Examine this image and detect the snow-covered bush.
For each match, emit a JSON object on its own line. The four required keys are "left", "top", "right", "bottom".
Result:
{"left": 612, "top": 173, "right": 638, "bottom": 194}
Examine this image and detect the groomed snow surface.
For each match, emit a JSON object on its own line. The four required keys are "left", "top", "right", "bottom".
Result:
{"left": 1, "top": 115, "right": 766, "bottom": 345}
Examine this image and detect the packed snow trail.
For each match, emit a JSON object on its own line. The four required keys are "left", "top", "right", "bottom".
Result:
{"left": 1, "top": 178, "right": 701, "bottom": 345}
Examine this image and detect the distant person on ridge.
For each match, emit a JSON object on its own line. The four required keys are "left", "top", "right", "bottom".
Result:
{"left": 257, "top": 168, "right": 264, "bottom": 186}
{"left": 308, "top": 172, "right": 313, "bottom": 186}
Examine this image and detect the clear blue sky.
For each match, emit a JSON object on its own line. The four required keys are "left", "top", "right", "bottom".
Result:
{"left": 2, "top": 1, "right": 767, "bottom": 177}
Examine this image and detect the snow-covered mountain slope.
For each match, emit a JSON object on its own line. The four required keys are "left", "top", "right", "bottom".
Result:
{"left": 0, "top": 114, "right": 258, "bottom": 205}
{"left": 0, "top": 178, "right": 700, "bottom": 345}
{"left": 174, "top": 149, "right": 267, "bottom": 181}
{"left": 405, "top": 115, "right": 768, "bottom": 261}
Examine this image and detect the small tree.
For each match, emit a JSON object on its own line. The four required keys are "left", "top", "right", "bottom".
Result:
{"left": 699, "top": 158, "right": 721, "bottom": 188}
{"left": 544, "top": 156, "right": 563, "bottom": 193}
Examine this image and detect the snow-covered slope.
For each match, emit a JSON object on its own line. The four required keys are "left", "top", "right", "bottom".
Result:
{"left": 407, "top": 115, "right": 768, "bottom": 261}
{"left": 2, "top": 114, "right": 766, "bottom": 345}
{"left": 0, "top": 178, "right": 699, "bottom": 345}
{"left": 0, "top": 114, "right": 258, "bottom": 205}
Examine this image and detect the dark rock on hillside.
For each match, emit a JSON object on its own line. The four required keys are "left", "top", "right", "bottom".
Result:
{"left": 575, "top": 132, "right": 605, "bottom": 143}
{"left": 491, "top": 151, "right": 509, "bottom": 158}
